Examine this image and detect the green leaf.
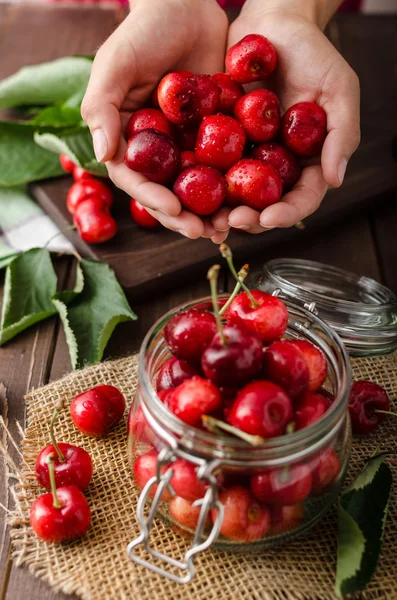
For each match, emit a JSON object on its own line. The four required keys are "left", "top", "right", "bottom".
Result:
{"left": 0, "top": 122, "right": 63, "bottom": 186}
{"left": 63, "top": 86, "right": 87, "bottom": 109}
{"left": 34, "top": 127, "right": 107, "bottom": 177}
{"left": 0, "top": 57, "right": 92, "bottom": 109}
{"left": 0, "top": 254, "right": 18, "bottom": 270}
{"left": 0, "top": 248, "right": 57, "bottom": 344}
{"left": 30, "top": 106, "right": 83, "bottom": 128}
{"left": 335, "top": 455, "right": 392, "bottom": 597}
{"left": 52, "top": 259, "right": 137, "bottom": 369}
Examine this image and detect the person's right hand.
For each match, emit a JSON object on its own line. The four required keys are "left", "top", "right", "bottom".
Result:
{"left": 81, "top": 0, "right": 229, "bottom": 242}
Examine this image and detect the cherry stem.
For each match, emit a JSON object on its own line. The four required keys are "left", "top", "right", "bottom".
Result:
{"left": 44, "top": 225, "right": 77, "bottom": 249}
{"left": 219, "top": 264, "right": 249, "bottom": 317}
{"left": 295, "top": 221, "right": 305, "bottom": 230}
{"left": 207, "top": 265, "right": 227, "bottom": 346}
{"left": 202, "top": 415, "right": 264, "bottom": 447}
{"left": 219, "top": 244, "right": 258, "bottom": 308}
{"left": 285, "top": 422, "right": 295, "bottom": 434}
{"left": 374, "top": 410, "right": 397, "bottom": 418}
{"left": 50, "top": 399, "right": 66, "bottom": 462}
{"left": 47, "top": 454, "right": 62, "bottom": 509}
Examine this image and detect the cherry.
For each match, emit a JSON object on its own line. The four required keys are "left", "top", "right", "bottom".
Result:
{"left": 74, "top": 198, "right": 117, "bottom": 244}
{"left": 225, "top": 159, "right": 282, "bottom": 211}
{"left": 130, "top": 198, "right": 159, "bottom": 229}
{"left": 180, "top": 150, "right": 197, "bottom": 170}
{"left": 234, "top": 89, "right": 280, "bottom": 143}
{"left": 167, "top": 376, "right": 222, "bottom": 427}
{"left": 211, "top": 73, "right": 244, "bottom": 115}
{"left": 30, "top": 455, "right": 91, "bottom": 543}
{"left": 133, "top": 449, "right": 172, "bottom": 501}
{"left": 36, "top": 400, "right": 93, "bottom": 491}
{"left": 164, "top": 309, "right": 217, "bottom": 362}
{"left": 70, "top": 384, "right": 126, "bottom": 438}
{"left": 213, "top": 485, "right": 271, "bottom": 542}
{"left": 173, "top": 164, "right": 226, "bottom": 216}
{"left": 250, "top": 464, "right": 312, "bottom": 505}
{"left": 169, "top": 496, "right": 211, "bottom": 530}
{"left": 157, "top": 72, "right": 220, "bottom": 125}
{"left": 73, "top": 166, "right": 93, "bottom": 182}
{"left": 128, "top": 405, "right": 155, "bottom": 445}
{"left": 282, "top": 102, "right": 327, "bottom": 157}
{"left": 66, "top": 179, "right": 113, "bottom": 214}
{"left": 59, "top": 153, "right": 75, "bottom": 173}
{"left": 263, "top": 340, "right": 309, "bottom": 399}
{"left": 251, "top": 143, "right": 301, "bottom": 191}
{"left": 195, "top": 115, "right": 246, "bottom": 172}
{"left": 269, "top": 503, "right": 304, "bottom": 535}
{"left": 156, "top": 357, "right": 200, "bottom": 392}
{"left": 125, "top": 108, "right": 173, "bottom": 140}
{"left": 151, "top": 70, "right": 193, "bottom": 108}
{"left": 309, "top": 447, "right": 341, "bottom": 495}
{"left": 124, "top": 129, "right": 180, "bottom": 185}
{"left": 174, "top": 124, "right": 199, "bottom": 151}
{"left": 228, "top": 381, "right": 293, "bottom": 438}
{"left": 226, "top": 34, "right": 277, "bottom": 84}
{"left": 348, "top": 380, "right": 391, "bottom": 435}
{"left": 294, "top": 391, "right": 329, "bottom": 430}
{"left": 289, "top": 339, "right": 327, "bottom": 391}
{"left": 169, "top": 458, "right": 207, "bottom": 501}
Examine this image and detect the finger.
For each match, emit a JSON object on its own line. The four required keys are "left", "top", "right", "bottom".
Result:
{"left": 145, "top": 207, "right": 205, "bottom": 239}
{"left": 202, "top": 220, "right": 217, "bottom": 239}
{"left": 211, "top": 230, "right": 229, "bottom": 244}
{"left": 228, "top": 206, "right": 262, "bottom": 231}
{"left": 212, "top": 206, "right": 232, "bottom": 232}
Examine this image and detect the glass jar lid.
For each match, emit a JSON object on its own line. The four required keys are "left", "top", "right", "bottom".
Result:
{"left": 254, "top": 258, "right": 397, "bottom": 357}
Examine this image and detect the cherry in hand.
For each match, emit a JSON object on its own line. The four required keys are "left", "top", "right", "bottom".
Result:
{"left": 195, "top": 115, "right": 246, "bottom": 172}
{"left": 226, "top": 34, "right": 277, "bottom": 84}
{"left": 251, "top": 143, "right": 301, "bottom": 191}
{"left": 282, "top": 102, "right": 327, "bottom": 157}
{"left": 71, "top": 384, "right": 126, "bottom": 438}
{"left": 211, "top": 73, "right": 244, "bottom": 115}
{"left": 234, "top": 89, "right": 280, "bottom": 144}
{"left": 349, "top": 380, "right": 393, "bottom": 435}
{"left": 125, "top": 108, "right": 173, "bottom": 140}
{"left": 124, "top": 129, "right": 180, "bottom": 185}
{"left": 173, "top": 165, "right": 226, "bottom": 216}
{"left": 225, "top": 159, "right": 282, "bottom": 211}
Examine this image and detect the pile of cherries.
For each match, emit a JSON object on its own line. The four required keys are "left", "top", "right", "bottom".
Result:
{"left": 124, "top": 34, "right": 327, "bottom": 217}
{"left": 30, "top": 384, "right": 126, "bottom": 544}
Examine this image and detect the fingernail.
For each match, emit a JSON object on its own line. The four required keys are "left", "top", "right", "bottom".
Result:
{"left": 178, "top": 229, "right": 193, "bottom": 239}
{"left": 259, "top": 224, "right": 276, "bottom": 230}
{"left": 230, "top": 224, "right": 250, "bottom": 231}
{"left": 214, "top": 226, "right": 229, "bottom": 232}
{"left": 92, "top": 129, "right": 107, "bottom": 162}
{"left": 338, "top": 158, "right": 348, "bottom": 185}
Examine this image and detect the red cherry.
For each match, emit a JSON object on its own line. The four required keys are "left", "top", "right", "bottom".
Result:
{"left": 201, "top": 325, "right": 263, "bottom": 387}
{"left": 282, "top": 102, "right": 327, "bottom": 157}
{"left": 169, "top": 458, "right": 207, "bottom": 501}
{"left": 164, "top": 309, "right": 217, "bottom": 362}
{"left": 228, "top": 380, "right": 293, "bottom": 438}
{"left": 169, "top": 496, "right": 211, "bottom": 530}
{"left": 263, "top": 340, "right": 309, "bottom": 399}
{"left": 226, "top": 34, "right": 277, "bottom": 84}
{"left": 250, "top": 464, "right": 312, "bottom": 505}
{"left": 269, "top": 503, "right": 304, "bottom": 535}
{"left": 225, "top": 159, "right": 282, "bottom": 211}
{"left": 36, "top": 443, "right": 93, "bottom": 491}
{"left": 157, "top": 72, "right": 220, "bottom": 125}
{"left": 251, "top": 143, "right": 301, "bottom": 191}
{"left": 213, "top": 485, "right": 271, "bottom": 542}
{"left": 59, "top": 153, "right": 75, "bottom": 173}
{"left": 66, "top": 179, "right": 113, "bottom": 214}
{"left": 74, "top": 198, "right": 117, "bottom": 244}
{"left": 294, "top": 391, "right": 329, "bottom": 430}
{"left": 73, "top": 166, "right": 93, "bottom": 182}
{"left": 133, "top": 449, "right": 172, "bottom": 500}
{"left": 124, "top": 129, "right": 180, "bottom": 185}
{"left": 234, "top": 89, "right": 280, "bottom": 143}
{"left": 70, "top": 385, "right": 125, "bottom": 438}
{"left": 211, "top": 73, "right": 244, "bottom": 115}
{"left": 226, "top": 290, "right": 288, "bottom": 344}
{"left": 151, "top": 70, "right": 193, "bottom": 108}
{"left": 289, "top": 339, "right": 327, "bottom": 391}
{"left": 173, "top": 165, "right": 226, "bottom": 216}
{"left": 125, "top": 108, "right": 173, "bottom": 141}
{"left": 309, "top": 448, "right": 341, "bottom": 495}
{"left": 130, "top": 198, "right": 159, "bottom": 229}
{"left": 180, "top": 150, "right": 197, "bottom": 169}
{"left": 348, "top": 380, "right": 391, "bottom": 435}
{"left": 195, "top": 115, "right": 246, "bottom": 172}
{"left": 174, "top": 124, "right": 199, "bottom": 151}
{"left": 156, "top": 357, "right": 200, "bottom": 392}
{"left": 128, "top": 405, "right": 155, "bottom": 445}
{"left": 167, "top": 376, "right": 222, "bottom": 427}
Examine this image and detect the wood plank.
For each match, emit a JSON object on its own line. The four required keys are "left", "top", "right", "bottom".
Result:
{"left": 370, "top": 192, "right": 397, "bottom": 294}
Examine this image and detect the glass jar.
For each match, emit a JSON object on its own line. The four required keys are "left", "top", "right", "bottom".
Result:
{"left": 127, "top": 295, "right": 352, "bottom": 583}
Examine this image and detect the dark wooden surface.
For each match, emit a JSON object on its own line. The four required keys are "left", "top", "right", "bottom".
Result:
{"left": 0, "top": 5, "right": 396, "bottom": 600}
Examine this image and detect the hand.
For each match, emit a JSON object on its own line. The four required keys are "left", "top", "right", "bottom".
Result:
{"left": 212, "top": 1, "right": 360, "bottom": 235}
{"left": 81, "top": 0, "right": 228, "bottom": 242}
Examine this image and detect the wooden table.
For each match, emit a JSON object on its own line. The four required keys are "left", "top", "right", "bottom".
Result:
{"left": 0, "top": 4, "right": 396, "bottom": 600}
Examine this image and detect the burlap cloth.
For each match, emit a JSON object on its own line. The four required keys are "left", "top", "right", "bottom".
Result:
{"left": 3, "top": 351, "right": 397, "bottom": 600}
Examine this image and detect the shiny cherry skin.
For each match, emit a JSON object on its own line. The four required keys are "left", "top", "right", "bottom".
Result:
{"left": 133, "top": 449, "right": 172, "bottom": 500}
{"left": 60, "top": 153, "right": 75, "bottom": 173}
{"left": 226, "top": 290, "right": 289, "bottom": 344}
{"left": 167, "top": 376, "right": 222, "bottom": 427}
{"left": 66, "top": 179, "right": 113, "bottom": 214}
{"left": 289, "top": 339, "right": 327, "bottom": 391}
{"left": 234, "top": 89, "right": 280, "bottom": 143}
{"left": 294, "top": 391, "right": 329, "bottom": 430}
{"left": 348, "top": 380, "right": 390, "bottom": 435}
{"left": 213, "top": 485, "right": 271, "bottom": 543}
{"left": 309, "top": 448, "right": 341, "bottom": 495}
{"left": 125, "top": 108, "right": 173, "bottom": 140}
{"left": 164, "top": 309, "right": 217, "bottom": 362}
{"left": 195, "top": 115, "right": 246, "bottom": 172}
{"left": 173, "top": 164, "right": 226, "bottom": 216}
{"left": 211, "top": 73, "right": 244, "bottom": 115}
{"left": 73, "top": 166, "right": 93, "bottom": 182}
{"left": 156, "top": 356, "right": 200, "bottom": 392}
{"left": 282, "top": 102, "right": 327, "bottom": 157}
{"left": 225, "top": 159, "right": 282, "bottom": 211}
{"left": 226, "top": 34, "right": 277, "bottom": 84}
{"left": 30, "top": 485, "right": 91, "bottom": 543}
{"left": 74, "top": 198, "right": 117, "bottom": 244}
{"left": 263, "top": 340, "right": 309, "bottom": 399}
{"left": 36, "top": 443, "right": 93, "bottom": 491}
{"left": 169, "top": 458, "right": 207, "bottom": 501}
{"left": 170, "top": 496, "right": 211, "bottom": 530}
{"left": 251, "top": 143, "right": 301, "bottom": 191}
{"left": 180, "top": 150, "right": 197, "bottom": 169}
{"left": 201, "top": 325, "right": 263, "bottom": 387}
{"left": 251, "top": 464, "right": 312, "bottom": 505}
{"left": 269, "top": 503, "right": 304, "bottom": 535}
{"left": 151, "top": 70, "right": 193, "bottom": 108}
{"left": 228, "top": 380, "right": 293, "bottom": 438}
{"left": 124, "top": 129, "right": 180, "bottom": 185}
{"left": 130, "top": 198, "right": 159, "bottom": 229}
{"left": 70, "top": 384, "right": 126, "bottom": 438}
